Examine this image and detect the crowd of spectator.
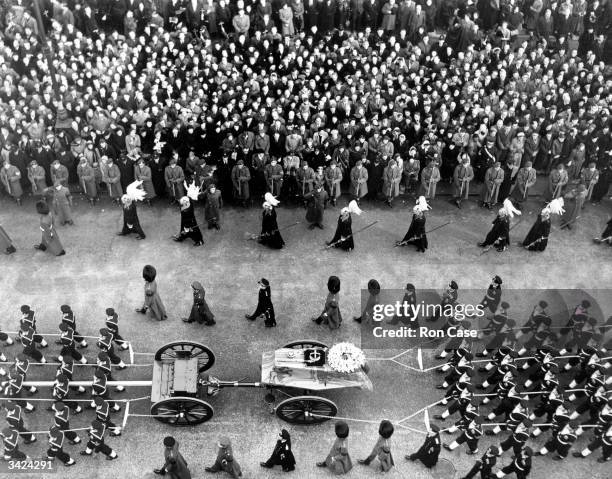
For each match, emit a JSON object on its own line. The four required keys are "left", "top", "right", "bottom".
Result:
{"left": 0, "top": 0, "right": 611, "bottom": 212}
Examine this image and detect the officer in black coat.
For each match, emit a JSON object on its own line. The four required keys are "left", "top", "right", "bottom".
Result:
{"left": 245, "top": 278, "right": 276, "bottom": 327}
{"left": 260, "top": 429, "right": 296, "bottom": 472}
{"left": 183, "top": 282, "right": 215, "bottom": 326}
{"left": 406, "top": 424, "right": 441, "bottom": 468}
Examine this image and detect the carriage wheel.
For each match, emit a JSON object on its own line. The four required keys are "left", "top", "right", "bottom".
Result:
{"left": 283, "top": 340, "right": 329, "bottom": 350}
{"left": 275, "top": 395, "right": 338, "bottom": 425}
{"left": 150, "top": 397, "right": 214, "bottom": 426}
{"left": 154, "top": 341, "right": 215, "bottom": 372}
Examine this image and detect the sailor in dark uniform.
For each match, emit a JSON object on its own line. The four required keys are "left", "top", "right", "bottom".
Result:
{"left": 80, "top": 420, "right": 118, "bottom": 460}
{"left": 47, "top": 425, "right": 76, "bottom": 466}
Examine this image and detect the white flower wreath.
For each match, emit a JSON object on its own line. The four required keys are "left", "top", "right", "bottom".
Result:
{"left": 327, "top": 342, "right": 366, "bottom": 373}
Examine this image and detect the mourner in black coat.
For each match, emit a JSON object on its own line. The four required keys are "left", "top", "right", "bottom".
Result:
{"left": 173, "top": 197, "right": 203, "bottom": 246}
{"left": 260, "top": 429, "right": 296, "bottom": 472}
{"left": 245, "top": 278, "right": 276, "bottom": 327}
{"left": 406, "top": 424, "right": 441, "bottom": 468}
{"left": 182, "top": 281, "right": 215, "bottom": 326}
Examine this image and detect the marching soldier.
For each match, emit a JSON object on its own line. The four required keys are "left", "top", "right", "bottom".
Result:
{"left": 47, "top": 425, "right": 76, "bottom": 466}
{"left": 58, "top": 323, "right": 87, "bottom": 364}
{"left": 52, "top": 373, "right": 83, "bottom": 414}
{"left": 481, "top": 369, "right": 516, "bottom": 406}
{"left": 492, "top": 418, "right": 532, "bottom": 457}
{"left": 60, "top": 305, "right": 87, "bottom": 348}
{"left": 495, "top": 446, "right": 532, "bottom": 478}
{"left": 19, "top": 323, "right": 46, "bottom": 363}
{"left": 1, "top": 426, "right": 27, "bottom": 460}
{"left": 97, "top": 328, "right": 127, "bottom": 369}
{"left": 478, "top": 275, "right": 503, "bottom": 319}
{"left": 97, "top": 352, "right": 125, "bottom": 392}
{"left": 93, "top": 397, "right": 121, "bottom": 436}
{"left": 182, "top": 282, "right": 216, "bottom": 326}
{"left": 406, "top": 424, "right": 441, "bottom": 468}
{"left": 573, "top": 422, "right": 612, "bottom": 462}
{"left": 358, "top": 420, "right": 395, "bottom": 471}
{"left": 104, "top": 309, "right": 129, "bottom": 351}
{"left": 91, "top": 370, "right": 121, "bottom": 412}
{"left": 13, "top": 354, "right": 37, "bottom": 395}
{"left": 396, "top": 196, "right": 429, "bottom": 252}
{"left": 529, "top": 385, "right": 566, "bottom": 436}
{"left": 57, "top": 355, "right": 86, "bottom": 396}
{"left": 538, "top": 420, "right": 577, "bottom": 459}
{"left": 52, "top": 401, "right": 81, "bottom": 445}
{"left": 3, "top": 371, "right": 35, "bottom": 412}
{"left": 154, "top": 436, "right": 193, "bottom": 477}
{"left": 427, "top": 280, "right": 459, "bottom": 325}
{"left": 3, "top": 401, "right": 36, "bottom": 444}
{"left": 460, "top": 445, "right": 498, "bottom": 479}
{"left": 437, "top": 356, "right": 474, "bottom": 390}
{"left": 569, "top": 385, "right": 608, "bottom": 432}
{"left": 80, "top": 419, "right": 118, "bottom": 460}
{"left": 485, "top": 385, "right": 525, "bottom": 421}
{"left": 435, "top": 383, "right": 474, "bottom": 419}
{"left": 444, "top": 416, "right": 484, "bottom": 455}
{"left": 478, "top": 200, "right": 520, "bottom": 252}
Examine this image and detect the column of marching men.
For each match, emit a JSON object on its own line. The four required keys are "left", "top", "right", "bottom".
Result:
{"left": 0, "top": 289, "right": 610, "bottom": 476}
{"left": 0, "top": 305, "right": 128, "bottom": 466}
{"left": 418, "top": 288, "right": 612, "bottom": 479}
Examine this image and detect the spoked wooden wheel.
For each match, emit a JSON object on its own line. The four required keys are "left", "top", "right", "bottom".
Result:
{"left": 275, "top": 395, "right": 337, "bottom": 424}
{"left": 155, "top": 341, "right": 215, "bottom": 372}
{"left": 283, "top": 340, "right": 328, "bottom": 350}
{"left": 151, "top": 397, "right": 214, "bottom": 426}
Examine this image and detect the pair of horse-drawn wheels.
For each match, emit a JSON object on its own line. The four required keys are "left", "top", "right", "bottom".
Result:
{"left": 155, "top": 340, "right": 215, "bottom": 372}
{"left": 151, "top": 340, "right": 338, "bottom": 426}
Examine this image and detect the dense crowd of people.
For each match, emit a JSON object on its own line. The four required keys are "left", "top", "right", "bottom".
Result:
{"left": 1, "top": 0, "right": 612, "bottom": 233}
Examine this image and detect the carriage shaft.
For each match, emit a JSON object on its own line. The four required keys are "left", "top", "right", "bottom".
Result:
{"left": 22, "top": 380, "right": 153, "bottom": 387}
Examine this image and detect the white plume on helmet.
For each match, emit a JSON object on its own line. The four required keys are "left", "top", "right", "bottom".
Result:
{"left": 498, "top": 198, "right": 521, "bottom": 218}
{"left": 341, "top": 200, "right": 363, "bottom": 216}
{"left": 264, "top": 192, "right": 280, "bottom": 207}
{"left": 542, "top": 197, "right": 565, "bottom": 216}
{"left": 413, "top": 196, "right": 431, "bottom": 214}
{"left": 184, "top": 181, "right": 201, "bottom": 201}
{"left": 125, "top": 180, "right": 146, "bottom": 202}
